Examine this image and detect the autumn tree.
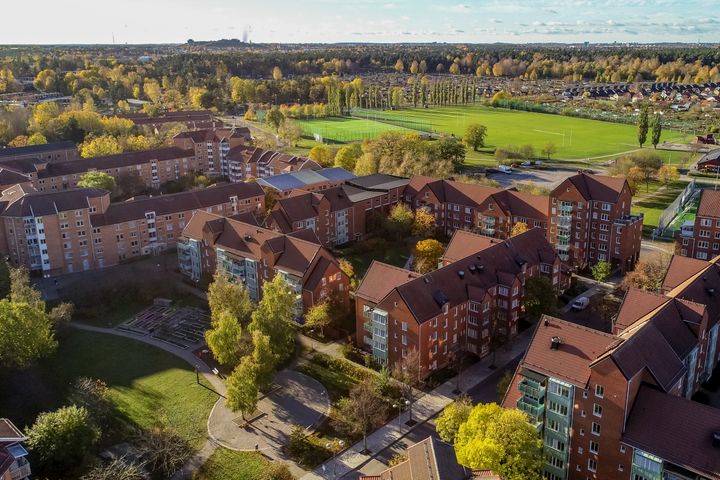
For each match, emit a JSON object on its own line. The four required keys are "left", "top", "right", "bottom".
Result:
{"left": 591, "top": 260, "right": 612, "bottom": 283}
{"left": 411, "top": 208, "right": 436, "bottom": 237}
{"left": 385, "top": 203, "right": 414, "bottom": 239}
{"left": 207, "top": 272, "right": 253, "bottom": 325}
{"left": 308, "top": 144, "right": 333, "bottom": 167}
{"left": 454, "top": 403, "right": 543, "bottom": 480}
{"left": 278, "top": 119, "right": 303, "bottom": 147}
{"left": 394, "top": 59, "right": 404, "bottom": 73}
{"left": 353, "top": 152, "right": 378, "bottom": 176}
{"left": 205, "top": 310, "right": 245, "bottom": 367}
{"left": 464, "top": 124, "right": 488, "bottom": 151}
{"left": 391, "top": 348, "right": 421, "bottom": 424}
{"left": 334, "top": 143, "right": 363, "bottom": 171}
{"left": 27, "top": 132, "right": 48, "bottom": 145}
{"left": 80, "top": 135, "right": 122, "bottom": 158}
{"left": 657, "top": 165, "right": 679, "bottom": 186}
{"left": 339, "top": 259, "right": 357, "bottom": 290}
{"left": 622, "top": 257, "right": 669, "bottom": 292}
{"left": 226, "top": 356, "right": 260, "bottom": 419}
{"left": 272, "top": 66, "right": 284, "bottom": 81}
{"left": 304, "top": 301, "right": 332, "bottom": 337}
{"left": 335, "top": 379, "right": 387, "bottom": 453}
{"left": 510, "top": 221, "right": 529, "bottom": 237}
{"left": 265, "top": 108, "right": 285, "bottom": 131}
{"left": 541, "top": 142, "right": 556, "bottom": 160}
{"left": 414, "top": 239, "right": 444, "bottom": 274}
{"left": 436, "top": 396, "right": 472, "bottom": 443}
{"left": 77, "top": 171, "right": 116, "bottom": 192}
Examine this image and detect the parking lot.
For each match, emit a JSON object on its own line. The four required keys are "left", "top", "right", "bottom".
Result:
{"left": 486, "top": 166, "right": 583, "bottom": 189}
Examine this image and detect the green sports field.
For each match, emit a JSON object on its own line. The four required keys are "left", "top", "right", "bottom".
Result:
{"left": 300, "top": 105, "right": 689, "bottom": 161}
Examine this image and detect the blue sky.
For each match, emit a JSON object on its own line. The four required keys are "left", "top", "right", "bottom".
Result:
{"left": 1, "top": 0, "right": 715, "bottom": 44}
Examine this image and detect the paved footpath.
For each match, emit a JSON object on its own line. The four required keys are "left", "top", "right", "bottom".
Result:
{"left": 301, "top": 327, "right": 533, "bottom": 480}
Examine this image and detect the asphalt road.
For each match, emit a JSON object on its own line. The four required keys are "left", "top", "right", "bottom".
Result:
{"left": 486, "top": 167, "right": 582, "bottom": 189}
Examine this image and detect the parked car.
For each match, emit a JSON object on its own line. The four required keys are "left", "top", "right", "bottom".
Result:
{"left": 577, "top": 168, "right": 595, "bottom": 174}
{"left": 520, "top": 161, "right": 532, "bottom": 167}
{"left": 571, "top": 297, "right": 590, "bottom": 311}
{"left": 498, "top": 165, "right": 513, "bottom": 174}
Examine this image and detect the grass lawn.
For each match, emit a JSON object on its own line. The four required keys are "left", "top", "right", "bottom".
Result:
{"left": 349, "top": 105, "right": 688, "bottom": 161}
{"left": 632, "top": 180, "right": 689, "bottom": 235}
{"left": 335, "top": 239, "right": 411, "bottom": 278}
{"left": 0, "top": 330, "right": 218, "bottom": 447}
{"left": 298, "top": 116, "right": 408, "bottom": 142}
{"left": 193, "top": 448, "right": 270, "bottom": 480}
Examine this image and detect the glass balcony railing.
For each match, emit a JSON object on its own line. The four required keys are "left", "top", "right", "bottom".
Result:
{"left": 483, "top": 216, "right": 496, "bottom": 225}
{"left": 556, "top": 243, "right": 570, "bottom": 252}
{"left": 557, "top": 230, "right": 571, "bottom": 241}
{"left": 519, "top": 378, "right": 546, "bottom": 398}
{"left": 517, "top": 397, "right": 545, "bottom": 422}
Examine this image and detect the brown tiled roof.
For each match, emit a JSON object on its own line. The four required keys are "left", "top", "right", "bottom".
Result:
{"left": 623, "top": 386, "right": 720, "bottom": 480}
{"left": 91, "top": 182, "right": 263, "bottom": 226}
{"left": 275, "top": 192, "right": 320, "bottom": 223}
{"left": 487, "top": 189, "right": 549, "bottom": 221}
{"left": 663, "top": 255, "right": 709, "bottom": 291}
{"left": 0, "top": 168, "right": 31, "bottom": 187}
{"left": 443, "top": 230, "right": 499, "bottom": 264}
{"left": 0, "top": 187, "right": 108, "bottom": 217}
{"left": 356, "top": 261, "right": 420, "bottom": 303}
{"left": 665, "top": 255, "right": 720, "bottom": 326}
{"left": 443, "top": 180, "right": 500, "bottom": 207}
{"left": 0, "top": 419, "right": 24, "bottom": 442}
{"left": 386, "top": 228, "right": 558, "bottom": 324}
{"left": 361, "top": 437, "right": 474, "bottom": 480}
{"left": 405, "top": 175, "right": 442, "bottom": 198}
{"left": 522, "top": 316, "right": 620, "bottom": 387}
{"left": 564, "top": 173, "right": 628, "bottom": 202}
{"left": 614, "top": 288, "right": 669, "bottom": 331}
{"left": 697, "top": 189, "right": 720, "bottom": 218}
{"left": 38, "top": 147, "right": 194, "bottom": 178}
{"left": 174, "top": 128, "right": 251, "bottom": 143}
{"left": 0, "top": 140, "right": 76, "bottom": 159}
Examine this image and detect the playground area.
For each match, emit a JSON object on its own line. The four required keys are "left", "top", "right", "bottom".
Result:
{"left": 117, "top": 300, "right": 211, "bottom": 350}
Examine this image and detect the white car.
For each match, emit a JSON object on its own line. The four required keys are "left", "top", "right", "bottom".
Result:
{"left": 571, "top": 297, "right": 590, "bottom": 311}
{"left": 520, "top": 161, "right": 531, "bottom": 167}
{"left": 498, "top": 165, "right": 512, "bottom": 174}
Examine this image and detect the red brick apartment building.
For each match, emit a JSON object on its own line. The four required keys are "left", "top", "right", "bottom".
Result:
{"left": 0, "top": 141, "right": 79, "bottom": 164}
{"left": 265, "top": 174, "right": 410, "bottom": 245}
{"left": 0, "top": 182, "right": 264, "bottom": 276}
{"left": 0, "top": 418, "right": 31, "bottom": 480}
{"left": 503, "top": 253, "right": 720, "bottom": 480}
{"left": 178, "top": 210, "right": 349, "bottom": 316}
{"left": 172, "top": 128, "right": 251, "bottom": 178}
{"left": 355, "top": 228, "right": 562, "bottom": 375}
{"left": 476, "top": 189, "right": 549, "bottom": 239}
{"left": 226, "top": 146, "right": 321, "bottom": 182}
{"left": 118, "top": 110, "right": 219, "bottom": 130}
{"left": 548, "top": 173, "right": 642, "bottom": 273}
{"left": 676, "top": 189, "right": 720, "bottom": 260}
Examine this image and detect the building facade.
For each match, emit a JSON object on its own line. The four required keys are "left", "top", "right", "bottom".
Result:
{"left": 178, "top": 210, "right": 349, "bottom": 315}
{"left": 548, "top": 173, "right": 642, "bottom": 273}
{"left": 0, "top": 418, "right": 31, "bottom": 480}
{"left": 355, "top": 228, "right": 562, "bottom": 376}
{"left": 226, "top": 147, "right": 321, "bottom": 182}
{"left": 676, "top": 189, "right": 720, "bottom": 261}
{"left": 0, "top": 141, "right": 79, "bottom": 164}
{"left": 0, "top": 182, "right": 264, "bottom": 276}
{"left": 172, "top": 128, "right": 251, "bottom": 178}
{"left": 503, "top": 253, "right": 720, "bottom": 480}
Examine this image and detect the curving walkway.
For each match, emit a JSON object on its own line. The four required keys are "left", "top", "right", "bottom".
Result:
{"left": 68, "top": 322, "right": 326, "bottom": 479}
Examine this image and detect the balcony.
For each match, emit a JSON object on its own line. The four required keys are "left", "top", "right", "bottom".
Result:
{"left": 10, "top": 462, "right": 31, "bottom": 480}
{"left": 517, "top": 397, "right": 545, "bottom": 426}
{"left": 556, "top": 243, "right": 570, "bottom": 252}
{"left": 557, "top": 230, "right": 571, "bottom": 241}
{"left": 519, "top": 378, "right": 546, "bottom": 398}
{"left": 363, "top": 321, "right": 372, "bottom": 332}
{"left": 483, "top": 216, "right": 496, "bottom": 226}
{"left": 481, "top": 227, "right": 495, "bottom": 236}
{"left": 558, "top": 253, "right": 569, "bottom": 262}
{"left": 557, "top": 215, "right": 572, "bottom": 228}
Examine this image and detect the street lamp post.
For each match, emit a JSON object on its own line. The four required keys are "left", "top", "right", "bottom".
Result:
{"left": 325, "top": 439, "right": 345, "bottom": 479}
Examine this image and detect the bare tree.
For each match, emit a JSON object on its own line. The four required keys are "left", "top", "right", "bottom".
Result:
{"left": 80, "top": 456, "right": 144, "bottom": 480}
{"left": 134, "top": 426, "right": 191, "bottom": 479}
{"left": 391, "top": 348, "right": 421, "bottom": 425}
{"left": 335, "top": 379, "right": 387, "bottom": 454}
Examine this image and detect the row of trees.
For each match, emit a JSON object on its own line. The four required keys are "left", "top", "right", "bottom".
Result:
{"left": 609, "top": 150, "right": 679, "bottom": 193}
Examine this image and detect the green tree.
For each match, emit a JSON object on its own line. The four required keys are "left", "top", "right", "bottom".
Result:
{"left": 226, "top": 357, "right": 259, "bottom": 419}
{"left": 27, "top": 132, "right": 48, "bottom": 145}
{"left": 385, "top": 203, "right": 414, "bottom": 239}
{"left": 651, "top": 114, "right": 663, "bottom": 148}
{"left": 77, "top": 171, "right": 116, "bottom": 192}
{"left": 278, "top": 120, "right": 303, "bottom": 147}
{"left": 208, "top": 272, "right": 253, "bottom": 325}
{"left": 414, "top": 238, "right": 444, "bottom": 274}
{"left": 80, "top": 135, "right": 122, "bottom": 158}
{"left": 496, "top": 370, "right": 513, "bottom": 402}
{"left": 524, "top": 276, "right": 557, "bottom": 320}
{"left": 463, "top": 124, "right": 488, "bottom": 151}
{"left": 25, "top": 405, "right": 100, "bottom": 475}
{"left": 334, "top": 143, "right": 363, "bottom": 171}
{"left": 251, "top": 330, "right": 277, "bottom": 390}
{"left": 637, "top": 106, "right": 649, "bottom": 147}
{"left": 249, "top": 275, "right": 296, "bottom": 362}
{"left": 541, "top": 142, "right": 556, "bottom": 160}
{"left": 434, "top": 136, "right": 466, "bottom": 170}
{"left": 591, "top": 260, "right": 612, "bottom": 283}
{"left": 0, "top": 299, "right": 58, "bottom": 369}
{"left": 265, "top": 108, "right": 285, "bottom": 131}
{"left": 308, "top": 145, "right": 333, "bottom": 167}
{"left": 304, "top": 301, "right": 332, "bottom": 337}
{"left": 205, "top": 310, "right": 245, "bottom": 367}
{"left": 335, "top": 379, "right": 387, "bottom": 453}
{"left": 436, "top": 396, "right": 472, "bottom": 443}
{"left": 454, "top": 403, "right": 543, "bottom": 480}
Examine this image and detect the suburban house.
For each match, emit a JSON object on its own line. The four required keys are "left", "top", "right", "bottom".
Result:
{"left": 502, "top": 253, "right": 720, "bottom": 480}
{"left": 172, "top": 128, "right": 251, "bottom": 178}
{"left": 178, "top": 210, "right": 350, "bottom": 315}
{"left": 0, "top": 419, "right": 30, "bottom": 480}
{"left": 0, "top": 182, "right": 264, "bottom": 276}
{"left": 355, "top": 228, "right": 562, "bottom": 376}
{"left": 547, "top": 173, "right": 642, "bottom": 273}
{"left": 676, "top": 189, "right": 720, "bottom": 260}
{"left": 359, "top": 436, "right": 502, "bottom": 480}
{"left": 696, "top": 150, "right": 720, "bottom": 171}
{"left": 0, "top": 141, "right": 79, "bottom": 164}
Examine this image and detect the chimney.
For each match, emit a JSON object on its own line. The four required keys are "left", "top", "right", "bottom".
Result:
{"left": 544, "top": 318, "right": 550, "bottom": 327}
{"left": 550, "top": 336, "right": 562, "bottom": 350}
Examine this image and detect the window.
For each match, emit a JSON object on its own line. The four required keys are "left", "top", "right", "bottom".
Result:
{"left": 701, "top": 218, "right": 712, "bottom": 227}
{"left": 595, "top": 385, "right": 604, "bottom": 398}
{"left": 587, "top": 459, "right": 597, "bottom": 473}
{"left": 591, "top": 422, "right": 601, "bottom": 436}
{"left": 589, "top": 441, "right": 599, "bottom": 454}
{"left": 593, "top": 403, "right": 603, "bottom": 417}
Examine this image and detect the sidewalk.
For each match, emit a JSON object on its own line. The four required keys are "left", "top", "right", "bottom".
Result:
{"left": 300, "top": 327, "right": 533, "bottom": 480}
